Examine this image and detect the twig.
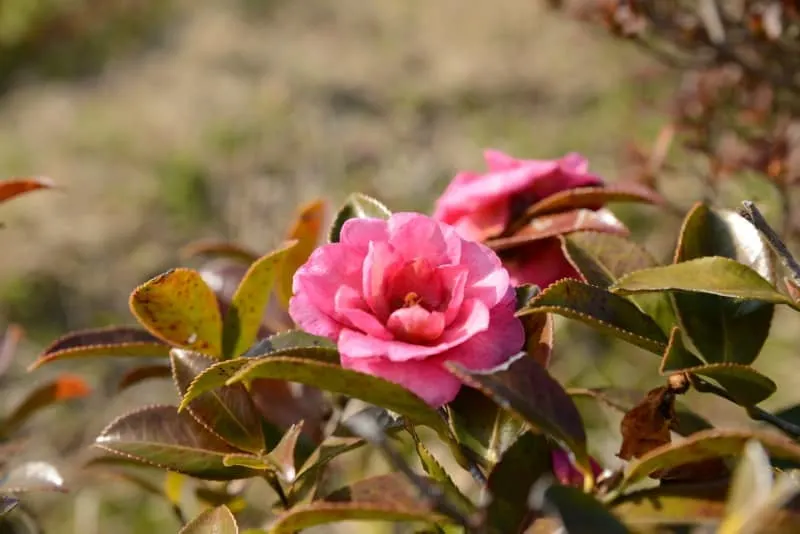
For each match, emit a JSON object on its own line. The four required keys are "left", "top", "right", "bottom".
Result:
{"left": 739, "top": 201, "right": 800, "bottom": 284}
{"left": 263, "top": 473, "right": 290, "bottom": 509}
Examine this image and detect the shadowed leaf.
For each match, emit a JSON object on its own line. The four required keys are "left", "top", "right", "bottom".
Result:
{"left": 525, "top": 183, "right": 662, "bottom": 219}
{"left": 446, "top": 352, "right": 590, "bottom": 475}
{"left": 620, "top": 429, "right": 800, "bottom": 492}
{"left": 117, "top": 365, "right": 172, "bottom": 392}
{"left": 95, "top": 405, "right": 258, "bottom": 480}
{"left": 517, "top": 279, "right": 667, "bottom": 354}
{"left": 487, "top": 208, "right": 628, "bottom": 251}
{"left": 0, "top": 177, "right": 54, "bottom": 204}
{"left": 225, "top": 356, "right": 449, "bottom": 440}
{"left": 180, "top": 505, "right": 238, "bottom": 534}
{"left": 720, "top": 440, "right": 774, "bottom": 533}
{"left": 171, "top": 350, "right": 265, "bottom": 453}
{"left": 689, "top": 364, "right": 777, "bottom": 406}
{"left": 487, "top": 432, "right": 552, "bottom": 533}
{"left": 531, "top": 484, "right": 631, "bottom": 534}
{"left": 276, "top": 200, "right": 326, "bottom": 309}
{"left": 672, "top": 204, "right": 776, "bottom": 364}
{"left": 130, "top": 269, "right": 223, "bottom": 356}
{"left": 242, "top": 330, "right": 336, "bottom": 358}
{"left": 618, "top": 386, "right": 676, "bottom": 461}
{"left": 180, "top": 239, "right": 259, "bottom": 264}
{"left": 2, "top": 375, "right": 90, "bottom": 435}
{"left": 266, "top": 421, "right": 304, "bottom": 483}
{"left": 0, "top": 462, "right": 66, "bottom": 493}
{"left": 328, "top": 193, "right": 392, "bottom": 243}
{"left": 270, "top": 474, "right": 446, "bottom": 533}
{"left": 612, "top": 257, "right": 796, "bottom": 306}
{"left": 222, "top": 241, "right": 297, "bottom": 359}
{"left": 30, "top": 326, "right": 170, "bottom": 370}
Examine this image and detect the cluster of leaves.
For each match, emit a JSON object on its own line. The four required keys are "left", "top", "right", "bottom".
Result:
{"left": 0, "top": 178, "right": 91, "bottom": 531}
{"left": 13, "top": 166, "right": 800, "bottom": 534}
{"left": 557, "top": 0, "right": 800, "bottom": 238}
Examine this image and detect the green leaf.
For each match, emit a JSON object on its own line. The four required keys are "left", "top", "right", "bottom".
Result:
{"left": 531, "top": 484, "right": 631, "bottom": 534}
{"left": 130, "top": 269, "right": 224, "bottom": 356}
{"left": 516, "top": 279, "right": 667, "bottom": 354}
{"left": 171, "top": 349, "right": 265, "bottom": 453}
{"left": 620, "top": 429, "right": 800, "bottom": 492}
{"left": 690, "top": 364, "right": 777, "bottom": 406}
{"left": 242, "top": 330, "right": 336, "bottom": 358}
{"left": 486, "top": 432, "right": 551, "bottom": 534}
{"left": 658, "top": 327, "right": 705, "bottom": 371}
{"left": 612, "top": 257, "right": 796, "bottom": 306}
{"left": 225, "top": 356, "right": 450, "bottom": 439}
{"left": 222, "top": 242, "right": 297, "bottom": 359}
{"left": 179, "top": 505, "right": 238, "bottom": 534}
{"left": 328, "top": 193, "right": 392, "bottom": 243}
{"left": 180, "top": 346, "right": 339, "bottom": 410}
{"left": 29, "top": 326, "right": 170, "bottom": 370}
{"left": 670, "top": 204, "right": 777, "bottom": 364}
{"left": 560, "top": 232, "right": 676, "bottom": 333}
{"left": 269, "top": 474, "right": 446, "bottom": 533}
{"left": 0, "top": 461, "right": 66, "bottom": 494}
{"left": 265, "top": 421, "right": 304, "bottom": 483}
{"left": 94, "top": 405, "right": 259, "bottom": 480}
{"left": 276, "top": 200, "right": 325, "bottom": 309}
{"left": 446, "top": 352, "right": 590, "bottom": 475}
{"left": 0, "top": 177, "right": 54, "bottom": 204}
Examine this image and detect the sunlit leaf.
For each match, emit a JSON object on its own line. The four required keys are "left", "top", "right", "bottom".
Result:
{"left": 719, "top": 440, "right": 774, "bottom": 533}
{"left": 446, "top": 352, "right": 590, "bottom": 475}
{"left": 2, "top": 375, "right": 90, "bottom": 435}
{"left": 172, "top": 350, "right": 265, "bottom": 453}
{"left": 487, "top": 432, "right": 551, "bottom": 533}
{"left": 95, "top": 405, "right": 259, "bottom": 480}
{"left": 611, "top": 257, "right": 796, "bottom": 306}
{"left": 671, "top": 204, "right": 776, "bottom": 364}
{"left": 0, "top": 177, "right": 54, "bottom": 204}
{"left": 269, "top": 474, "right": 447, "bottom": 533}
{"left": 222, "top": 241, "right": 297, "bottom": 359}
{"left": 163, "top": 471, "right": 186, "bottom": 508}
{"left": 276, "top": 200, "right": 326, "bottom": 309}
{"left": 619, "top": 429, "right": 800, "bottom": 492}
{"left": 180, "top": 505, "right": 239, "bottom": 534}
{"left": 130, "top": 269, "right": 223, "bottom": 356}
{"left": 487, "top": 208, "right": 628, "bottom": 251}
{"left": 0, "top": 461, "right": 65, "bottom": 493}
{"left": 328, "top": 193, "right": 392, "bottom": 243}
{"left": 180, "top": 239, "right": 259, "bottom": 264}
{"left": 525, "top": 183, "right": 662, "bottom": 219}
{"left": 30, "top": 326, "right": 170, "bottom": 370}
{"left": 225, "top": 356, "right": 449, "bottom": 440}
{"left": 516, "top": 279, "right": 667, "bottom": 354}
{"left": 530, "top": 483, "right": 631, "bottom": 534}
{"left": 117, "top": 365, "right": 172, "bottom": 392}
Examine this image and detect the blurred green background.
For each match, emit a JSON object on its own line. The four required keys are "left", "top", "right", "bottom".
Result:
{"left": 1, "top": 1, "right": 798, "bottom": 533}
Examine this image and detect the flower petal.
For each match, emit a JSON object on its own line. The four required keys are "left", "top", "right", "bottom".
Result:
{"left": 460, "top": 239, "right": 510, "bottom": 307}
{"left": 362, "top": 241, "right": 401, "bottom": 320}
{"left": 503, "top": 238, "right": 580, "bottom": 289}
{"left": 340, "top": 217, "right": 389, "bottom": 252}
{"left": 386, "top": 306, "right": 446, "bottom": 343}
{"left": 388, "top": 213, "right": 459, "bottom": 266}
{"left": 289, "top": 291, "right": 342, "bottom": 341}
{"left": 334, "top": 286, "right": 393, "bottom": 340}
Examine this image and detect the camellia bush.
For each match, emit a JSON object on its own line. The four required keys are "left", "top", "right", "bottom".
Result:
{"left": 10, "top": 144, "right": 800, "bottom": 534}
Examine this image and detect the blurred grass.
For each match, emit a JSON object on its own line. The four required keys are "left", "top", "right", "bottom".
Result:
{"left": 0, "top": 0, "right": 797, "bottom": 533}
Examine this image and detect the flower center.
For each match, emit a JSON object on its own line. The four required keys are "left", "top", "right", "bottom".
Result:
{"left": 403, "top": 292, "right": 422, "bottom": 308}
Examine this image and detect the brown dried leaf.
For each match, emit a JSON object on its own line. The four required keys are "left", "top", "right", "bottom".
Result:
{"left": 617, "top": 386, "right": 675, "bottom": 461}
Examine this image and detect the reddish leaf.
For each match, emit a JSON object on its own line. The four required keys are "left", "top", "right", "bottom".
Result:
{"left": 171, "top": 350, "right": 265, "bottom": 453}
{"left": 487, "top": 208, "right": 628, "bottom": 252}
{"left": 117, "top": 365, "right": 172, "bottom": 392}
{"left": 30, "top": 326, "right": 170, "bottom": 370}
{"left": 130, "top": 268, "right": 223, "bottom": 357}
{"left": 785, "top": 277, "right": 800, "bottom": 303}
{"left": 0, "top": 177, "right": 54, "bottom": 204}
{"left": 617, "top": 386, "right": 676, "bottom": 462}
{"left": 3, "top": 375, "right": 90, "bottom": 435}
{"left": 524, "top": 182, "right": 663, "bottom": 219}
{"left": 0, "top": 324, "right": 23, "bottom": 377}
{"left": 276, "top": 200, "right": 326, "bottom": 309}
{"left": 180, "top": 239, "right": 259, "bottom": 264}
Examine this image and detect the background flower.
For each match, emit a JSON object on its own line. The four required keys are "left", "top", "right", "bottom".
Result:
{"left": 289, "top": 212, "right": 524, "bottom": 407}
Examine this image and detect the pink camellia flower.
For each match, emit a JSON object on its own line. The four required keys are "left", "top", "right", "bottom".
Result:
{"left": 551, "top": 448, "right": 604, "bottom": 487}
{"left": 289, "top": 212, "right": 525, "bottom": 407}
{"left": 433, "top": 149, "right": 608, "bottom": 289}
